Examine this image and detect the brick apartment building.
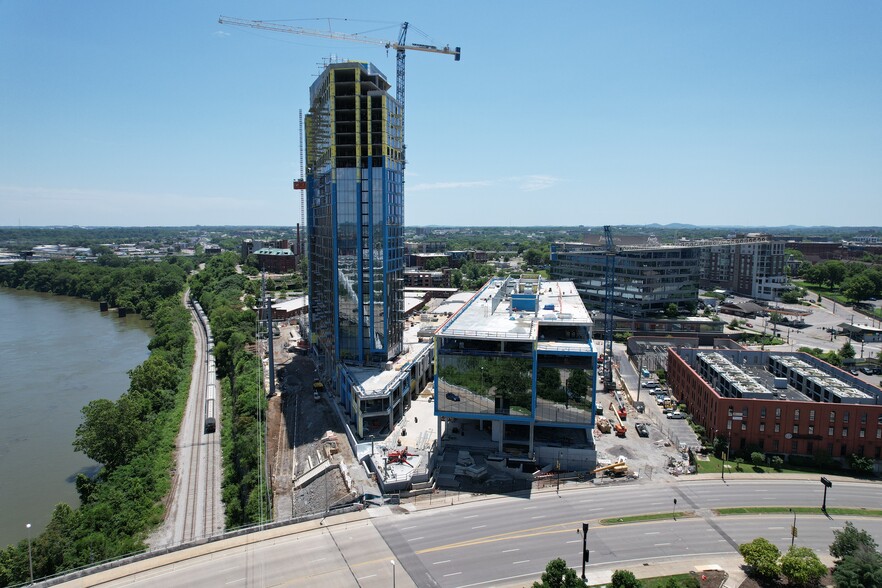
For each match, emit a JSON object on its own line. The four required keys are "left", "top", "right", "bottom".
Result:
{"left": 668, "top": 348, "right": 882, "bottom": 468}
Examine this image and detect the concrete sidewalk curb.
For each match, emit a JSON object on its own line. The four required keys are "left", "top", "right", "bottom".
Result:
{"left": 52, "top": 509, "right": 373, "bottom": 587}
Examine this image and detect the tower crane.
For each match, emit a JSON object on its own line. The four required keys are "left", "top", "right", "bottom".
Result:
{"left": 218, "top": 16, "right": 461, "bottom": 163}
{"left": 603, "top": 225, "right": 617, "bottom": 391}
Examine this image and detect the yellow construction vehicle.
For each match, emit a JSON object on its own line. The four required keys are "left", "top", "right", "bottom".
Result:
{"left": 592, "top": 461, "right": 629, "bottom": 477}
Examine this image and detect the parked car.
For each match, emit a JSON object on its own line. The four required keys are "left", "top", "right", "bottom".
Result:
{"left": 445, "top": 392, "right": 460, "bottom": 402}
{"left": 642, "top": 381, "right": 659, "bottom": 388}
{"left": 667, "top": 411, "right": 685, "bottom": 419}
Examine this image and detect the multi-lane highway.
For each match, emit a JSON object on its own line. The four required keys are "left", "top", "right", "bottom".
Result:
{"left": 63, "top": 478, "right": 881, "bottom": 587}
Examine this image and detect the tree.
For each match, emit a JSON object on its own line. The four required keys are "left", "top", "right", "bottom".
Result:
{"left": 665, "top": 303, "right": 679, "bottom": 318}
{"left": 610, "top": 569, "right": 642, "bottom": 588}
{"left": 770, "top": 455, "right": 784, "bottom": 470}
{"left": 713, "top": 434, "right": 729, "bottom": 459}
{"left": 73, "top": 397, "right": 145, "bottom": 470}
{"left": 833, "top": 548, "right": 882, "bottom": 588}
{"left": 830, "top": 521, "right": 879, "bottom": 561}
{"left": 781, "top": 289, "right": 803, "bottom": 304}
{"left": 739, "top": 537, "right": 781, "bottom": 581}
{"left": 780, "top": 546, "right": 827, "bottom": 587}
{"left": 425, "top": 256, "right": 448, "bottom": 271}
{"left": 751, "top": 452, "right": 765, "bottom": 467}
{"left": 531, "top": 558, "right": 582, "bottom": 588}
{"left": 822, "top": 260, "right": 847, "bottom": 288}
{"left": 568, "top": 369, "right": 589, "bottom": 399}
{"left": 840, "top": 340, "right": 856, "bottom": 360}
{"left": 842, "top": 274, "right": 875, "bottom": 304}
{"left": 848, "top": 454, "right": 875, "bottom": 475}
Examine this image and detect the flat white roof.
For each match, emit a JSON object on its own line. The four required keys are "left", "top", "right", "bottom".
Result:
{"left": 274, "top": 295, "right": 308, "bottom": 313}
{"left": 346, "top": 321, "right": 432, "bottom": 398}
{"left": 439, "top": 277, "right": 591, "bottom": 341}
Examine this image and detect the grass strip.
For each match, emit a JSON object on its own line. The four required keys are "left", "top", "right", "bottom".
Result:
{"left": 600, "top": 511, "right": 692, "bottom": 525}
{"left": 716, "top": 506, "right": 882, "bottom": 517}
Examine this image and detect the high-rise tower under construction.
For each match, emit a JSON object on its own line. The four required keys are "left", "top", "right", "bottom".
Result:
{"left": 306, "top": 61, "right": 404, "bottom": 373}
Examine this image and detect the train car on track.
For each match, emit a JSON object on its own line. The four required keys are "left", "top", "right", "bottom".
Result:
{"left": 204, "top": 383, "right": 216, "bottom": 434}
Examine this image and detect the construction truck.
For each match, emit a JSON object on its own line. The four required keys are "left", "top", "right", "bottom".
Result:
{"left": 609, "top": 402, "right": 627, "bottom": 437}
{"left": 592, "top": 461, "right": 629, "bottom": 477}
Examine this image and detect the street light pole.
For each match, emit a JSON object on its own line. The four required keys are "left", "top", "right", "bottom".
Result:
{"left": 580, "top": 522, "right": 589, "bottom": 580}
{"left": 26, "top": 523, "right": 33, "bottom": 585}
{"left": 391, "top": 559, "right": 396, "bottom": 588}
{"left": 672, "top": 498, "right": 678, "bottom": 521}
{"left": 790, "top": 508, "right": 797, "bottom": 548}
{"left": 556, "top": 451, "right": 562, "bottom": 495}
{"left": 821, "top": 477, "right": 832, "bottom": 514}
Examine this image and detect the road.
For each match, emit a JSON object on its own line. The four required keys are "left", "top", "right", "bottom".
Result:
{"left": 64, "top": 477, "right": 881, "bottom": 588}
{"left": 148, "top": 291, "right": 223, "bottom": 548}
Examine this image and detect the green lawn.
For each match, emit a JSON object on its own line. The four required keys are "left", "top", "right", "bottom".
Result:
{"left": 588, "top": 573, "right": 700, "bottom": 588}
{"left": 717, "top": 506, "right": 882, "bottom": 517}
{"left": 600, "top": 512, "right": 692, "bottom": 525}
{"left": 695, "top": 454, "right": 812, "bottom": 475}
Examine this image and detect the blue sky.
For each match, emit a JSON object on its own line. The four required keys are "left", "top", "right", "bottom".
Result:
{"left": 1, "top": 2, "right": 880, "bottom": 228}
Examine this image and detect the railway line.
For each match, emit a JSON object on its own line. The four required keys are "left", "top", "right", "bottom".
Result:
{"left": 149, "top": 292, "right": 223, "bottom": 547}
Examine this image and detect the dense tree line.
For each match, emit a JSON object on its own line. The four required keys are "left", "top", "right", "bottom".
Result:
{"left": 0, "top": 257, "right": 192, "bottom": 319}
{"left": 739, "top": 521, "right": 882, "bottom": 587}
{"left": 800, "top": 259, "right": 882, "bottom": 304}
{"left": 0, "top": 287, "right": 193, "bottom": 585}
{"left": 189, "top": 252, "right": 270, "bottom": 527}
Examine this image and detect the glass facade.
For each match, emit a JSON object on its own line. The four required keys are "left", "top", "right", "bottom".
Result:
{"left": 550, "top": 244, "right": 700, "bottom": 318}
{"left": 306, "top": 62, "right": 404, "bottom": 369}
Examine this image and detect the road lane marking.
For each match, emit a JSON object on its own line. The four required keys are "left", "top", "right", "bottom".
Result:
{"left": 433, "top": 560, "right": 451, "bottom": 565}
{"left": 401, "top": 525, "right": 417, "bottom": 530}
{"left": 531, "top": 515, "right": 546, "bottom": 519}
{"left": 654, "top": 543, "right": 671, "bottom": 547}
{"left": 566, "top": 539, "right": 581, "bottom": 544}
{"left": 409, "top": 536, "right": 425, "bottom": 542}
{"left": 768, "top": 526, "right": 785, "bottom": 530}
{"left": 502, "top": 548, "right": 520, "bottom": 553}
{"left": 473, "top": 525, "right": 487, "bottom": 529}
{"left": 444, "top": 572, "right": 462, "bottom": 577}
{"left": 225, "top": 579, "right": 245, "bottom": 585}
{"left": 523, "top": 506, "right": 537, "bottom": 510}
{"left": 464, "top": 514, "right": 479, "bottom": 519}
{"left": 513, "top": 560, "right": 530, "bottom": 564}
{"left": 645, "top": 532, "right": 660, "bottom": 535}
{"left": 356, "top": 575, "right": 376, "bottom": 580}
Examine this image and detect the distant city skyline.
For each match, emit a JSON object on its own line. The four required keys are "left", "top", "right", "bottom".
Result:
{"left": 1, "top": 2, "right": 880, "bottom": 227}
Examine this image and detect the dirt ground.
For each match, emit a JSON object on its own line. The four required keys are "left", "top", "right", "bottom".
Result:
{"left": 264, "top": 324, "right": 356, "bottom": 521}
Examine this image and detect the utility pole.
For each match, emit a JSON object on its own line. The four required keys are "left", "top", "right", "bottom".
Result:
{"left": 790, "top": 509, "right": 797, "bottom": 548}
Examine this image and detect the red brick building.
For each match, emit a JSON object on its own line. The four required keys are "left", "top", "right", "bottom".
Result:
{"left": 254, "top": 247, "right": 298, "bottom": 273}
{"left": 668, "top": 348, "right": 882, "bottom": 467}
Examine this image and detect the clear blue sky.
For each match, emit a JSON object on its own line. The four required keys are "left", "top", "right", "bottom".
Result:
{"left": 1, "top": 2, "right": 880, "bottom": 228}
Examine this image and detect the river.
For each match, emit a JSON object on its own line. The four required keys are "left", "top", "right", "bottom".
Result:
{"left": 0, "top": 288, "right": 153, "bottom": 547}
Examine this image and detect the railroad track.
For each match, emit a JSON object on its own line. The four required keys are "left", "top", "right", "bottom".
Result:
{"left": 165, "top": 292, "right": 223, "bottom": 545}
